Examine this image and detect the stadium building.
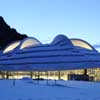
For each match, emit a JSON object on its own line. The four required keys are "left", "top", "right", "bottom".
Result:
{"left": 0, "top": 35, "right": 100, "bottom": 81}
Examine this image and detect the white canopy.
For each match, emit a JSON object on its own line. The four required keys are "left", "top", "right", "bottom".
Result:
{"left": 0, "top": 35, "right": 100, "bottom": 71}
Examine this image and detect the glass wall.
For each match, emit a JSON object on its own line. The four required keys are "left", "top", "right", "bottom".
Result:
{"left": 20, "top": 38, "right": 41, "bottom": 49}
{"left": 3, "top": 41, "right": 20, "bottom": 53}
{"left": 0, "top": 68, "right": 100, "bottom": 81}
{"left": 71, "top": 39, "right": 94, "bottom": 50}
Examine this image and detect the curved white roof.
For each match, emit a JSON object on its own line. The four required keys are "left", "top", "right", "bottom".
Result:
{"left": 0, "top": 35, "right": 100, "bottom": 71}
{"left": 20, "top": 37, "right": 41, "bottom": 49}
{"left": 3, "top": 41, "right": 21, "bottom": 53}
{"left": 3, "top": 37, "right": 41, "bottom": 54}
{"left": 71, "top": 38, "right": 96, "bottom": 51}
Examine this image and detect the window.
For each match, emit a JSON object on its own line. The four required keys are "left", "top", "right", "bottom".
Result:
{"left": 3, "top": 41, "right": 20, "bottom": 53}
{"left": 20, "top": 38, "right": 41, "bottom": 49}
{"left": 71, "top": 39, "right": 95, "bottom": 50}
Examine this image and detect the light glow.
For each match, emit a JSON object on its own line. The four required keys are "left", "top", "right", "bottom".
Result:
{"left": 3, "top": 41, "right": 20, "bottom": 53}
{"left": 71, "top": 39, "right": 93, "bottom": 50}
{"left": 20, "top": 38, "right": 40, "bottom": 49}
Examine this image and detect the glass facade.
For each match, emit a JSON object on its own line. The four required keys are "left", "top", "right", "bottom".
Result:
{"left": 71, "top": 39, "right": 94, "bottom": 50}
{"left": 3, "top": 41, "right": 20, "bottom": 53}
{"left": 20, "top": 38, "right": 41, "bottom": 49}
{"left": 0, "top": 69, "right": 100, "bottom": 81}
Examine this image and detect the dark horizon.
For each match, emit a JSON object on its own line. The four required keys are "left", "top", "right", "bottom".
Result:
{"left": 0, "top": 16, "right": 27, "bottom": 49}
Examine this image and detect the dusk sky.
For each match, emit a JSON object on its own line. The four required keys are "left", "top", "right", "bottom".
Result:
{"left": 0, "top": 0, "right": 100, "bottom": 50}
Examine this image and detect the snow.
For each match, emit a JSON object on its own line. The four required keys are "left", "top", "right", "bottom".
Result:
{"left": 0, "top": 79, "right": 100, "bottom": 100}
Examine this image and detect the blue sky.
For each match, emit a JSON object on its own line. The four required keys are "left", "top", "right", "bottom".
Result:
{"left": 0, "top": 0, "right": 100, "bottom": 49}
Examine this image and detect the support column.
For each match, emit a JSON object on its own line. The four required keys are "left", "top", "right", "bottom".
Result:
{"left": 6, "top": 71, "right": 9, "bottom": 79}
{"left": 58, "top": 71, "right": 61, "bottom": 80}
{"left": 30, "top": 71, "right": 33, "bottom": 79}
{"left": 84, "top": 69, "right": 87, "bottom": 75}
{"left": 46, "top": 71, "right": 49, "bottom": 85}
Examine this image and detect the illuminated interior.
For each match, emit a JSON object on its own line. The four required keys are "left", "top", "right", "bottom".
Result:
{"left": 3, "top": 41, "right": 20, "bottom": 53}
{"left": 0, "top": 70, "right": 84, "bottom": 80}
{"left": 0, "top": 69, "right": 100, "bottom": 81}
{"left": 20, "top": 38, "right": 41, "bottom": 49}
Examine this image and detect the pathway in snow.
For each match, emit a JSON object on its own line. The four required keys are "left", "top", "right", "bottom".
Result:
{"left": 0, "top": 79, "right": 100, "bottom": 100}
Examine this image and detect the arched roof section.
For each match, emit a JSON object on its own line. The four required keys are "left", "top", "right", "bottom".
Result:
{"left": 3, "top": 41, "right": 21, "bottom": 53}
{"left": 70, "top": 38, "right": 96, "bottom": 51}
{"left": 20, "top": 37, "right": 42, "bottom": 49}
{"left": 51, "top": 34, "right": 73, "bottom": 46}
{"left": 3, "top": 37, "right": 42, "bottom": 53}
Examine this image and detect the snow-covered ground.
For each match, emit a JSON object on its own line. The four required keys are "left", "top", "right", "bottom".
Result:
{"left": 0, "top": 79, "right": 100, "bottom": 100}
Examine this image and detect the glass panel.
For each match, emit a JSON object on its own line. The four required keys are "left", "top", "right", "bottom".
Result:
{"left": 0, "top": 69, "right": 100, "bottom": 81}
{"left": 71, "top": 39, "right": 93, "bottom": 50}
{"left": 3, "top": 41, "right": 20, "bottom": 53}
{"left": 20, "top": 38, "right": 40, "bottom": 49}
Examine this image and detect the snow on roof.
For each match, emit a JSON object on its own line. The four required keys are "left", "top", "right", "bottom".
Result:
{"left": 0, "top": 34, "right": 100, "bottom": 71}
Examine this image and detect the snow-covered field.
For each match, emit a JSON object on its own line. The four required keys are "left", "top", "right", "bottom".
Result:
{"left": 0, "top": 79, "right": 100, "bottom": 100}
